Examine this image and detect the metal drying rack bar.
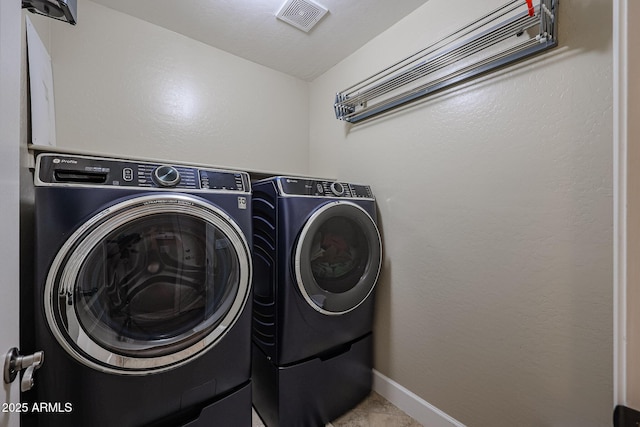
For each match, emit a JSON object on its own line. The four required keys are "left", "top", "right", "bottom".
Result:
{"left": 334, "top": 0, "right": 558, "bottom": 123}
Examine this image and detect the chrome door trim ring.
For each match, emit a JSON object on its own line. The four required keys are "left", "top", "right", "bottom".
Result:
{"left": 293, "top": 201, "right": 382, "bottom": 316}
{"left": 44, "top": 193, "right": 252, "bottom": 375}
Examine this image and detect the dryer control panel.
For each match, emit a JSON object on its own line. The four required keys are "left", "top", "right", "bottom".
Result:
{"left": 275, "top": 176, "right": 374, "bottom": 199}
{"left": 35, "top": 153, "right": 251, "bottom": 193}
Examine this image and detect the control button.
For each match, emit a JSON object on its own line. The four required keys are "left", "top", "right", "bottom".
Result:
{"left": 330, "top": 182, "right": 345, "bottom": 196}
{"left": 122, "top": 168, "right": 134, "bottom": 182}
{"left": 316, "top": 183, "right": 324, "bottom": 193}
{"left": 153, "top": 165, "right": 181, "bottom": 187}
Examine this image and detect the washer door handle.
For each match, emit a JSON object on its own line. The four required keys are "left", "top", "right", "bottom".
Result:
{"left": 3, "top": 347, "right": 44, "bottom": 391}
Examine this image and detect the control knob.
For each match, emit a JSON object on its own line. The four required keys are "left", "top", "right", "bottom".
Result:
{"left": 330, "top": 182, "right": 345, "bottom": 196}
{"left": 154, "top": 165, "right": 181, "bottom": 187}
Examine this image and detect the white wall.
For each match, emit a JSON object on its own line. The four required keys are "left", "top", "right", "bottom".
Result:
{"left": 310, "top": 0, "right": 613, "bottom": 426}
{"left": 47, "top": 0, "right": 310, "bottom": 174}
{"left": 29, "top": 0, "right": 615, "bottom": 424}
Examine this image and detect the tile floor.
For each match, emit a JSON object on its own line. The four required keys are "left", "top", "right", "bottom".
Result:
{"left": 251, "top": 392, "right": 423, "bottom": 427}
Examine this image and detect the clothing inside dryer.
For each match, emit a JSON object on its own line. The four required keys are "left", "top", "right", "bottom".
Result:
{"left": 309, "top": 216, "right": 368, "bottom": 294}
{"left": 74, "top": 213, "right": 240, "bottom": 357}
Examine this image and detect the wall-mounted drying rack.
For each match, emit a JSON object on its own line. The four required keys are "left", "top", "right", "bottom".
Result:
{"left": 334, "top": 0, "right": 558, "bottom": 123}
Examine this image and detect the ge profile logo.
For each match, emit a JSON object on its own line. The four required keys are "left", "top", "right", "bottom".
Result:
{"left": 52, "top": 158, "right": 77, "bottom": 164}
{"left": 238, "top": 196, "right": 247, "bottom": 210}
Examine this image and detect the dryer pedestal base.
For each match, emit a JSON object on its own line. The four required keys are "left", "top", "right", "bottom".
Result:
{"left": 252, "top": 334, "right": 372, "bottom": 427}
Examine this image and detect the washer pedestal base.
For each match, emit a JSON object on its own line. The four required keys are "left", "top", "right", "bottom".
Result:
{"left": 151, "top": 380, "right": 252, "bottom": 427}
{"left": 252, "top": 334, "right": 372, "bottom": 427}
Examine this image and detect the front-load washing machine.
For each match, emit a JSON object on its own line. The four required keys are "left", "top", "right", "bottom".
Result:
{"left": 26, "top": 153, "right": 253, "bottom": 427}
{"left": 250, "top": 176, "right": 382, "bottom": 427}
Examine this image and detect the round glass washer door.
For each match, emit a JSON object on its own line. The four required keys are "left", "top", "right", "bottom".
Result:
{"left": 45, "top": 194, "right": 251, "bottom": 375}
{"left": 294, "top": 201, "right": 382, "bottom": 315}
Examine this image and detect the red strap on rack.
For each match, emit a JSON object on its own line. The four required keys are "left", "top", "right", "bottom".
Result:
{"left": 525, "top": 0, "right": 535, "bottom": 16}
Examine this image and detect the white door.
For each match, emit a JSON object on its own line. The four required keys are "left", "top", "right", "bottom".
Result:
{"left": 0, "top": 0, "right": 22, "bottom": 426}
{"left": 624, "top": 0, "right": 640, "bottom": 412}
{"left": 616, "top": 0, "right": 640, "bottom": 416}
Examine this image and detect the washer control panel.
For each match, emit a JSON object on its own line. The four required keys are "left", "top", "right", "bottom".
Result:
{"left": 276, "top": 176, "right": 374, "bottom": 199}
{"left": 36, "top": 153, "right": 250, "bottom": 193}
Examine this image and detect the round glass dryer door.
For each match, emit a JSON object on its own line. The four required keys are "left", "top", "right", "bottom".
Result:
{"left": 45, "top": 194, "right": 251, "bottom": 375}
{"left": 294, "top": 201, "right": 382, "bottom": 315}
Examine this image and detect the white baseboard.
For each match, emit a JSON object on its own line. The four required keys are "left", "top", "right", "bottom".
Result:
{"left": 372, "top": 370, "right": 466, "bottom": 427}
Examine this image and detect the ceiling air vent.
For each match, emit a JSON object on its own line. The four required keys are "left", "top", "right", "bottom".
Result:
{"left": 276, "top": 0, "right": 328, "bottom": 33}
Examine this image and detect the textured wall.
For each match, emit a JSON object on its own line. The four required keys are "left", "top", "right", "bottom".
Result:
{"left": 309, "top": 0, "right": 613, "bottom": 425}
{"left": 47, "top": 0, "right": 310, "bottom": 174}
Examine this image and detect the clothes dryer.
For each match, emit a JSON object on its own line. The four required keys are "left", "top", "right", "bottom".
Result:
{"left": 251, "top": 176, "right": 382, "bottom": 427}
{"left": 27, "top": 153, "right": 253, "bottom": 427}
